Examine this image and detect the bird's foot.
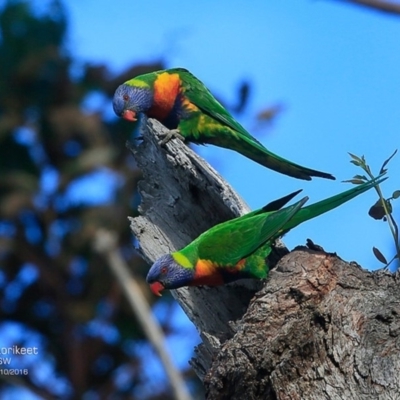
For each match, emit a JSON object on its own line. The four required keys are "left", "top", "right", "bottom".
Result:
{"left": 158, "top": 129, "right": 185, "bottom": 146}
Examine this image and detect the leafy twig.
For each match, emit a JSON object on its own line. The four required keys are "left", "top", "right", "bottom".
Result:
{"left": 345, "top": 151, "right": 399, "bottom": 269}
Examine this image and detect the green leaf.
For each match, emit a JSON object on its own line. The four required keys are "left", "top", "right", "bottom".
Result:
{"left": 379, "top": 149, "right": 398, "bottom": 174}
{"left": 368, "top": 199, "right": 392, "bottom": 220}
{"left": 343, "top": 178, "right": 365, "bottom": 185}
{"left": 368, "top": 200, "right": 385, "bottom": 220}
{"left": 353, "top": 174, "right": 368, "bottom": 181}
{"left": 350, "top": 160, "right": 361, "bottom": 167}
{"left": 348, "top": 152, "right": 363, "bottom": 163}
{"left": 372, "top": 247, "right": 388, "bottom": 265}
{"left": 392, "top": 190, "right": 400, "bottom": 200}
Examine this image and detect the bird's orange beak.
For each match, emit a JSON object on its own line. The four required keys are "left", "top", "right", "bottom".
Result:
{"left": 149, "top": 281, "right": 164, "bottom": 297}
{"left": 122, "top": 110, "right": 137, "bottom": 122}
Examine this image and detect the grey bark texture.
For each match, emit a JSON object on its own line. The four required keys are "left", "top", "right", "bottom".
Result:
{"left": 128, "top": 119, "right": 400, "bottom": 400}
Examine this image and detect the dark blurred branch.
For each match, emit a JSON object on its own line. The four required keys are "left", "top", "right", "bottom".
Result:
{"left": 15, "top": 227, "right": 67, "bottom": 296}
{"left": 334, "top": 0, "right": 400, "bottom": 15}
{"left": 93, "top": 229, "right": 192, "bottom": 400}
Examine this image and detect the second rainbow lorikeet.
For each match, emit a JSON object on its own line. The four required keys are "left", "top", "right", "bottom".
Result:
{"left": 113, "top": 68, "right": 335, "bottom": 181}
{"left": 146, "top": 176, "right": 385, "bottom": 296}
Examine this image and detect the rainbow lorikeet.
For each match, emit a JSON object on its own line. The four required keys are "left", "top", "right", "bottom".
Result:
{"left": 146, "top": 176, "right": 384, "bottom": 296}
{"left": 112, "top": 68, "right": 335, "bottom": 181}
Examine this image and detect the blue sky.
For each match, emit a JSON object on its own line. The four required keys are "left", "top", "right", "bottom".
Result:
{"left": 66, "top": 0, "right": 400, "bottom": 269}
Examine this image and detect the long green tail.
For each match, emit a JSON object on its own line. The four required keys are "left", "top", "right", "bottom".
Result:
{"left": 283, "top": 175, "right": 386, "bottom": 232}
{"left": 211, "top": 132, "right": 335, "bottom": 181}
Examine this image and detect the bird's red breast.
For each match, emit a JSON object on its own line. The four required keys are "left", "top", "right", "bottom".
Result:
{"left": 148, "top": 72, "right": 181, "bottom": 121}
{"left": 192, "top": 258, "right": 248, "bottom": 286}
{"left": 191, "top": 259, "right": 225, "bottom": 286}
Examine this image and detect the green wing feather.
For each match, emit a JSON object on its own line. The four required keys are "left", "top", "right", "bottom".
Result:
{"left": 181, "top": 197, "right": 308, "bottom": 267}
{"left": 177, "top": 189, "right": 303, "bottom": 266}
{"left": 284, "top": 175, "right": 386, "bottom": 231}
{"left": 171, "top": 68, "right": 335, "bottom": 181}
{"left": 235, "top": 189, "right": 303, "bottom": 221}
{"left": 171, "top": 68, "right": 257, "bottom": 140}
{"left": 180, "top": 174, "right": 385, "bottom": 268}
{"left": 261, "top": 189, "right": 303, "bottom": 212}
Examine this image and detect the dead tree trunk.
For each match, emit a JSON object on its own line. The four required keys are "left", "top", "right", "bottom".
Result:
{"left": 129, "top": 119, "right": 400, "bottom": 399}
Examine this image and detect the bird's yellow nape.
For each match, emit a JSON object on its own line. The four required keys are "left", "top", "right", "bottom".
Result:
{"left": 172, "top": 252, "right": 193, "bottom": 269}
{"left": 125, "top": 78, "right": 150, "bottom": 88}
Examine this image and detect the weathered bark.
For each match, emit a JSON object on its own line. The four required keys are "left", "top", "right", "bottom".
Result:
{"left": 205, "top": 250, "right": 400, "bottom": 399}
{"left": 128, "top": 119, "right": 400, "bottom": 399}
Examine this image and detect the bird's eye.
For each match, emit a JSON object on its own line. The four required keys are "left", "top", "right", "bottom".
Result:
{"left": 123, "top": 94, "right": 129, "bottom": 101}
{"left": 161, "top": 267, "right": 167, "bottom": 274}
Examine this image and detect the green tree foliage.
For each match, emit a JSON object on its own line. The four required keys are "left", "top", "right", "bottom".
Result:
{"left": 0, "top": 1, "right": 200, "bottom": 398}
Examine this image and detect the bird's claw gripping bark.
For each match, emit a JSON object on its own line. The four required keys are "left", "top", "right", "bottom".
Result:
{"left": 157, "top": 129, "right": 185, "bottom": 146}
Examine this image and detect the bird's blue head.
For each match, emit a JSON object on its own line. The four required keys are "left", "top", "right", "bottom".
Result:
{"left": 146, "top": 254, "right": 195, "bottom": 296}
{"left": 112, "top": 81, "right": 153, "bottom": 121}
